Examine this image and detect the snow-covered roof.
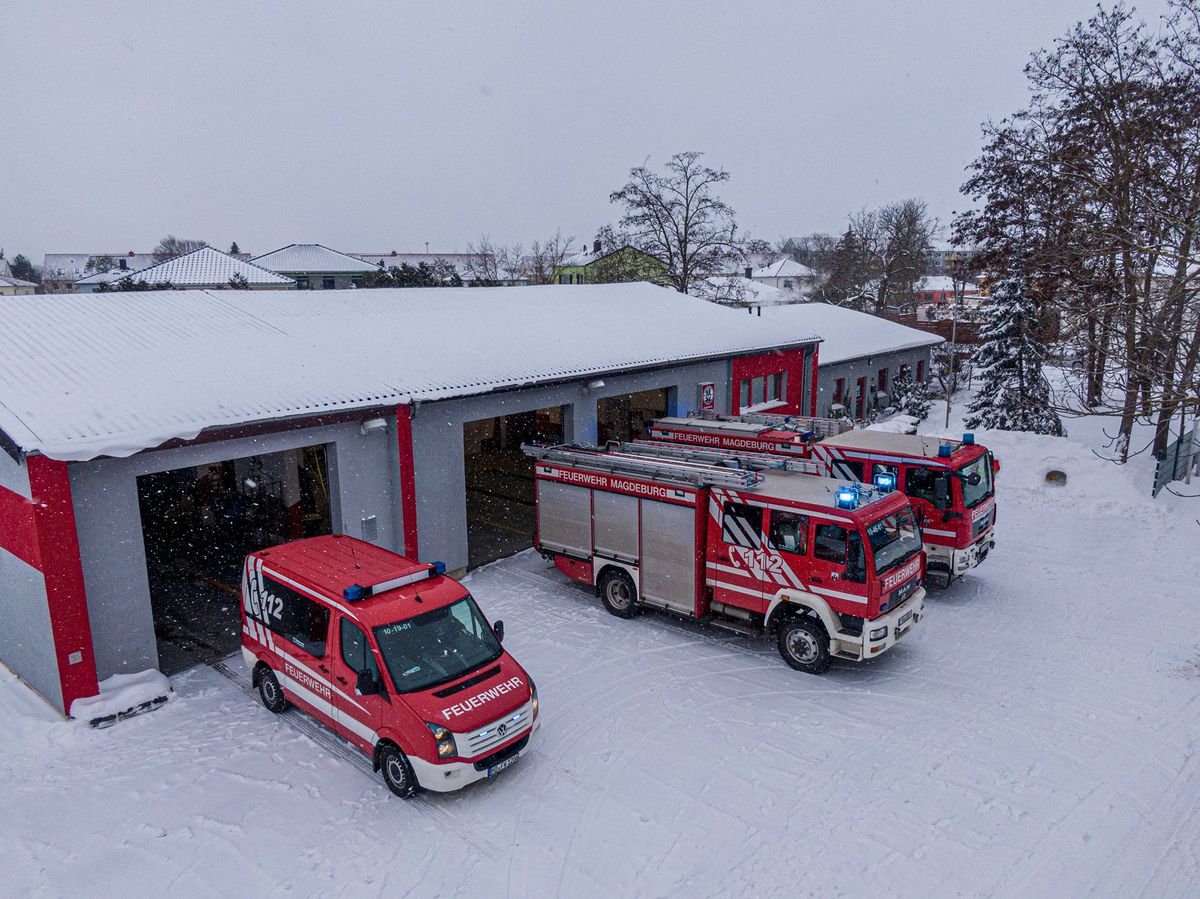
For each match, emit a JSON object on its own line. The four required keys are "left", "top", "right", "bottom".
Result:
{"left": 758, "top": 302, "right": 942, "bottom": 366}
{"left": 252, "top": 244, "right": 380, "bottom": 275}
{"left": 74, "top": 269, "right": 140, "bottom": 286}
{"left": 700, "top": 276, "right": 794, "bottom": 306}
{"left": 0, "top": 274, "right": 38, "bottom": 289}
{"left": 122, "top": 247, "right": 294, "bottom": 287}
{"left": 43, "top": 253, "right": 156, "bottom": 279}
{"left": 917, "top": 275, "right": 979, "bottom": 293}
{"left": 353, "top": 252, "right": 476, "bottom": 268}
{"left": 752, "top": 258, "right": 816, "bottom": 280}
{"left": 0, "top": 283, "right": 821, "bottom": 461}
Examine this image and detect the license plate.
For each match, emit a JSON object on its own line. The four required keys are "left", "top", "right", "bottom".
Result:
{"left": 897, "top": 610, "right": 913, "bottom": 629}
{"left": 487, "top": 754, "right": 520, "bottom": 777}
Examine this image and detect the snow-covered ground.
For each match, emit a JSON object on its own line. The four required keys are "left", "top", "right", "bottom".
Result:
{"left": 2, "top": 402, "right": 1199, "bottom": 896}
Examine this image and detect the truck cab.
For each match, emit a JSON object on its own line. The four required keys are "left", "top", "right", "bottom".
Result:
{"left": 240, "top": 535, "right": 539, "bottom": 797}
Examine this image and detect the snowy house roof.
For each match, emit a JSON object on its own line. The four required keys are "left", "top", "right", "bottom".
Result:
{"left": 0, "top": 274, "right": 38, "bottom": 289}
{"left": 699, "top": 276, "right": 793, "bottom": 306}
{"left": 251, "top": 244, "right": 380, "bottom": 275}
{"left": 0, "top": 283, "right": 821, "bottom": 461}
{"left": 121, "top": 247, "right": 293, "bottom": 287}
{"left": 758, "top": 302, "right": 942, "bottom": 366}
{"left": 43, "top": 253, "right": 156, "bottom": 279}
{"left": 752, "top": 258, "right": 816, "bottom": 280}
{"left": 916, "top": 275, "right": 979, "bottom": 293}
{"left": 74, "top": 269, "right": 141, "bottom": 286}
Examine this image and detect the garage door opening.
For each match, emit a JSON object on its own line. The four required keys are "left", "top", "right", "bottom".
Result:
{"left": 464, "top": 407, "right": 565, "bottom": 569}
{"left": 597, "top": 388, "right": 670, "bottom": 445}
{"left": 137, "top": 445, "right": 333, "bottom": 674}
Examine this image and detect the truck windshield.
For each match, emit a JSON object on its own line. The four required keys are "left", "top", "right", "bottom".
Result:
{"left": 866, "top": 507, "right": 923, "bottom": 575}
{"left": 958, "top": 454, "right": 994, "bottom": 509}
{"left": 373, "top": 595, "right": 502, "bottom": 694}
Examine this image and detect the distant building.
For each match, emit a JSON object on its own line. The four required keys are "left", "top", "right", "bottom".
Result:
{"left": 353, "top": 251, "right": 480, "bottom": 283}
{"left": 926, "top": 245, "right": 979, "bottom": 276}
{"left": 74, "top": 270, "right": 135, "bottom": 293}
{"left": 88, "top": 246, "right": 294, "bottom": 291}
{"left": 0, "top": 274, "right": 38, "bottom": 296}
{"left": 42, "top": 252, "right": 157, "bottom": 293}
{"left": 554, "top": 242, "right": 668, "bottom": 285}
{"left": 251, "top": 244, "right": 378, "bottom": 289}
{"left": 749, "top": 258, "right": 816, "bottom": 293}
{"left": 913, "top": 275, "right": 980, "bottom": 306}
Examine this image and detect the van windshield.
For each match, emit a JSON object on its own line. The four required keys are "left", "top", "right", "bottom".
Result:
{"left": 373, "top": 595, "right": 502, "bottom": 694}
{"left": 866, "top": 507, "right": 923, "bottom": 575}
{"left": 958, "top": 453, "right": 994, "bottom": 509}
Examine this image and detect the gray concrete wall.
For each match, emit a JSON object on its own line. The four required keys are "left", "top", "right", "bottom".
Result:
{"left": 0, "top": 450, "right": 61, "bottom": 710}
{"left": 815, "top": 347, "right": 936, "bottom": 418}
{"left": 410, "top": 360, "right": 732, "bottom": 572}
{"left": 68, "top": 419, "right": 403, "bottom": 680}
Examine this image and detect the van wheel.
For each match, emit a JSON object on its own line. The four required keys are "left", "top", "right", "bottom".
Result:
{"left": 598, "top": 569, "right": 638, "bottom": 619}
{"left": 378, "top": 745, "right": 417, "bottom": 798}
{"left": 257, "top": 666, "right": 290, "bottom": 713}
{"left": 777, "top": 617, "right": 831, "bottom": 674}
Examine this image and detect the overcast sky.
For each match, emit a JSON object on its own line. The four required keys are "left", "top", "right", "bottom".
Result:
{"left": 2, "top": 0, "right": 1175, "bottom": 262}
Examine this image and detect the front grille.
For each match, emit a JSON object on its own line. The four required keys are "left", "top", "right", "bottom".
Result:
{"left": 463, "top": 702, "right": 533, "bottom": 758}
{"left": 889, "top": 580, "right": 916, "bottom": 609}
{"left": 473, "top": 734, "right": 530, "bottom": 772}
{"left": 973, "top": 507, "right": 994, "bottom": 537}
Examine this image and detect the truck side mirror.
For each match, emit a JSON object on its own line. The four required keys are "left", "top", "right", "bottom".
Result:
{"left": 356, "top": 668, "right": 380, "bottom": 696}
{"left": 493, "top": 620, "right": 505, "bottom": 643}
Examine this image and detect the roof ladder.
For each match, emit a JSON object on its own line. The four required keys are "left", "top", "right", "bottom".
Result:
{"left": 521, "top": 444, "right": 764, "bottom": 489}
{"left": 623, "top": 440, "right": 820, "bottom": 475}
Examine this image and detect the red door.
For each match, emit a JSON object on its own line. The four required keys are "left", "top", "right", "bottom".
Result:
{"left": 807, "top": 519, "right": 870, "bottom": 611}
{"left": 855, "top": 377, "right": 867, "bottom": 419}
{"left": 709, "top": 499, "right": 769, "bottom": 613}
{"left": 330, "top": 614, "right": 390, "bottom": 754}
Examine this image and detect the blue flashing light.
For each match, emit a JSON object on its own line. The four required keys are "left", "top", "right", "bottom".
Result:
{"left": 938, "top": 443, "right": 953, "bottom": 458}
{"left": 873, "top": 472, "right": 897, "bottom": 493}
{"left": 800, "top": 430, "right": 818, "bottom": 441}
{"left": 431, "top": 561, "right": 447, "bottom": 576}
{"left": 962, "top": 432, "right": 975, "bottom": 445}
{"left": 343, "top": 584, "right": 367, "bottom": 602}
{"left": 835, "top": 487, "right": 859, "bottom": 510}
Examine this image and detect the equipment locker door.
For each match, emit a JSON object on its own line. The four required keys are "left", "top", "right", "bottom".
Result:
{"left": 593, "top": 490, "right": 638, "bottom": 565}
{"left": 639, "top": 500, "right": 697, "bottom": 615}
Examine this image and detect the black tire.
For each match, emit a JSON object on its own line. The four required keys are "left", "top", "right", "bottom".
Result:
{"left": 777, "top": 616, "right": 831, "bottom": 674}
{"left": 598, "top": 569, "right": 638, "bottom": 619}
{"left": 378, "top": 744, "right": 418, "bottom": 798}
{"left": 257, "top": 666, "right": 290, "bottom": 713}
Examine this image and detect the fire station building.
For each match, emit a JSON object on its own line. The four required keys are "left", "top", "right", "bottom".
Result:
{"left": 0, "top": 283, "right": 821, "bottom": 714}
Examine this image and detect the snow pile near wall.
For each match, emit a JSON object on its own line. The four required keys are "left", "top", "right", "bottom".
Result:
{"left": 69, "top": 670, "right": 172, "bottom": 727}
{"left": 867, "top": 413, "right": 919, "bottom": 434}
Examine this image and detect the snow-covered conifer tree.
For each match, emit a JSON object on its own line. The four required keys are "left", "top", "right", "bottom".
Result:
{"left": 891, "top": 370, "right": 931, "bottom": 422}
{"left": 964, "top": 273, "right": 1064, "bottom": 435}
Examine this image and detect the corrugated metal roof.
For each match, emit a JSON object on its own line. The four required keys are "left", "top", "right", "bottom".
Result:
{"left": 0, "top": 283, "right": 820, "bottom": 462}
{"left": 252, "top": 244, "right": 380, "bottom": 274}
{"left": 759, "top": 302, "right": 942, "bottom": 365}
{"left": 126, "top": 247, "right": 294, "bottom": 286}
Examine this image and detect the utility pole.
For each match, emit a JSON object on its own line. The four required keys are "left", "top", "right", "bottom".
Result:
{"left": 945, "top": 261, "right": 963, "bottom": 429}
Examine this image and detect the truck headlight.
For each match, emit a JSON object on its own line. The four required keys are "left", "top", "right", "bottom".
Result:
{"left": 529, "top": 679, "right": 539, "bottom": 720}
{"left": 869, "top": 626, "right": 888, "bottom": 641}
{"left": 425, "top": 722, "right": 458, "bottom": 759}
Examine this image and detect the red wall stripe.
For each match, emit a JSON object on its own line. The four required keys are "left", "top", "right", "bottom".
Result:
{"left": 26, "top": 455, "right": 99, "bottom": 712}
{"left": 0, "top": 484, "right": 41, "bottom": 570}
{"left": 396, "top": 405, "right": 420, "bottom": 560}
{"left": 809, "top": 346, "right": 820, "bottom": 416}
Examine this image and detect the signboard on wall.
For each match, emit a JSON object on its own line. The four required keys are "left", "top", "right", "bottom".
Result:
{"left": 698, "top": 382, "right": 716, "bottom": 411}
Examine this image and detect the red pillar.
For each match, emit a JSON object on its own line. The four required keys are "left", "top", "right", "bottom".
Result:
{"left": 26, "top": 455, "right": 99, "bottom": 712}
{"left": 809, "top": 346, "right": 820, "bottom": 417}
{"left": 396, "top": 405, "right": 419, "bottom": 559}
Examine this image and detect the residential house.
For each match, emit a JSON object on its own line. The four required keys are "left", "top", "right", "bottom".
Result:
{"left": 251, "top": 243, "right": 378, "bottom": 289}
{"left": 554, "top": 242, "right": 668, "bottom": 285}
{"left": 95, "top": 246, "right": 294, "bottom": 290}
{"left": 42, "top": 252, "right": 157, "bottom": 293}
{"left": 353, "top": 251, "right": 479, "bottom": 283}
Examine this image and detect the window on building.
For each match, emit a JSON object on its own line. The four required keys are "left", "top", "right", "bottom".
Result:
{"left": 250, "top": 578, "right": 331, "bottom": 657}
{"left": 351, "top": 276, "right": 362, "bottom": 288}
{"left": 878, "top": 368, "right": 889, "bottom": 394}
{"left": 559, "top": 274, "right": 571, "bottom": 284}
{"left": 751, "top": 376, "right": 765, "bottom": 405}
{"left": 783, "top": 280, "right": 793, "bottom": 289}
{"left": 739, "top": 380, "right": 750, "bottom": 409}
{"left": 721, "top": 502, "right": 763, "bottom": 548}
{"left": 917, "top": 360, "right": 926, "bottom": 381}
{"left": 767, "top": 510, "right": 808, "bottom": 555}
{"left": 296, "top": 277, "right": 310, "bottom": 290}
{"left": 898, "top": 364, "right": 909, "bottom": 381}
{"left": 834, "top": 378, "right": 845, "bottom": 403}
{"left": 322, "top": 277, "right": 336, "bottom": 290}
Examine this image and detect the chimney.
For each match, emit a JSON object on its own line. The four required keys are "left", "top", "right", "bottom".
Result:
{"left": 593, "top": 239, "right": 601, "bottom": 254}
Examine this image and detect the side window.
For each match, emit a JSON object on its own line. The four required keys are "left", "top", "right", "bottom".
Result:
{"left": 721, "top": 502, "right": 763, "bottom": 548}
{"left": 254, "top": 577, "right": 331, "bottom": 657}
{"left": 767, "top": 510, "right": 808, "bottom": 555}
{"left": 340, "top": 618, "right": 379, "bottom": 677}
{"left": 905, "top": 466, "right": 951, "bottom": 509}
{"left": 813, "top": 523, "right": 849, "bottom": 565}
{"left": 845, "top": 532, "right": 867, "bottom": 583}
{"left": 449, "top": 598, "right": 486, "bottom": 639}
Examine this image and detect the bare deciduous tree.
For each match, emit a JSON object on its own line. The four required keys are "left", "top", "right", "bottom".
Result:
{"left": 152, "top": 235, "right": 207, "bottom": 263}
{"left": 463, "top": 236, "right": 525, "bottom": 285}
{"left": 525, "top": 230, "right": 577, "bottom": 285}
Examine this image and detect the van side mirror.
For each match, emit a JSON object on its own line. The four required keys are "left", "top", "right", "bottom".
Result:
{"left": 356, "top": 668, "right": 380, "bottom": 696}
{"left": 493, "top": 620, "right": 505, "bottom": 643}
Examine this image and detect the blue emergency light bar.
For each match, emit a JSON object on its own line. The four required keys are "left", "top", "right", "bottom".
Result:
{"left": 835, "top": 487, "right": 859, "bottom": 510}
{"left": 343, "top": 562, "right": 446, "bottom": 602}
{"left": 873, "top": 472, "right": 897, "bottom": 493}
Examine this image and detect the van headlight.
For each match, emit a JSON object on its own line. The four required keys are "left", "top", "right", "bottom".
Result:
{"left": 529, "top": 679, "right": 539, "bottom": 720}
{"left": 869, "top": 626, "right": 888, "bottom": 641}
{"left": 425, "top": 722, "right": 458, "bottom": 759}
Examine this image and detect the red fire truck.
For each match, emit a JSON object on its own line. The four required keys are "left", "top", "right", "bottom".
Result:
{"left": 649, "top": 413, "right": 997, "bottom": 589}
{"left": 524, "top": 442, "right": 926, "bottom": 673}
{"left": 240, "top": 535, "right": 539, "bottom": 798}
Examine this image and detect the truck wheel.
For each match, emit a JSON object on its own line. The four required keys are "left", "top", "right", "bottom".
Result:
{"left": 598, "top": 569, "right": 638, "bottom": 619}
{"left": 777, "top": 617, "right": 831, "bottom": 674}
{"left": 378, "top": 744, "right": 417, "bottom": 798}
{"left": 257, "top": 666, "right": 290, "bottom": 713}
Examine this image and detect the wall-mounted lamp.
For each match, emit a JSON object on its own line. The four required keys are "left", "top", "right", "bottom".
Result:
{"left": 586, "top": 379, "right": 606, "bottom": 391}
{"left": 360, "top": 416, "right": 388, "bottom": 435}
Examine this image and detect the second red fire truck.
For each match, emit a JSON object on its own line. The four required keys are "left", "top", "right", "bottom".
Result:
{"left": 649, "top": 412, "right": 997, "bottom": 588}
{"left": 524, "top": 441, "right": 926, "bottom": 673}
